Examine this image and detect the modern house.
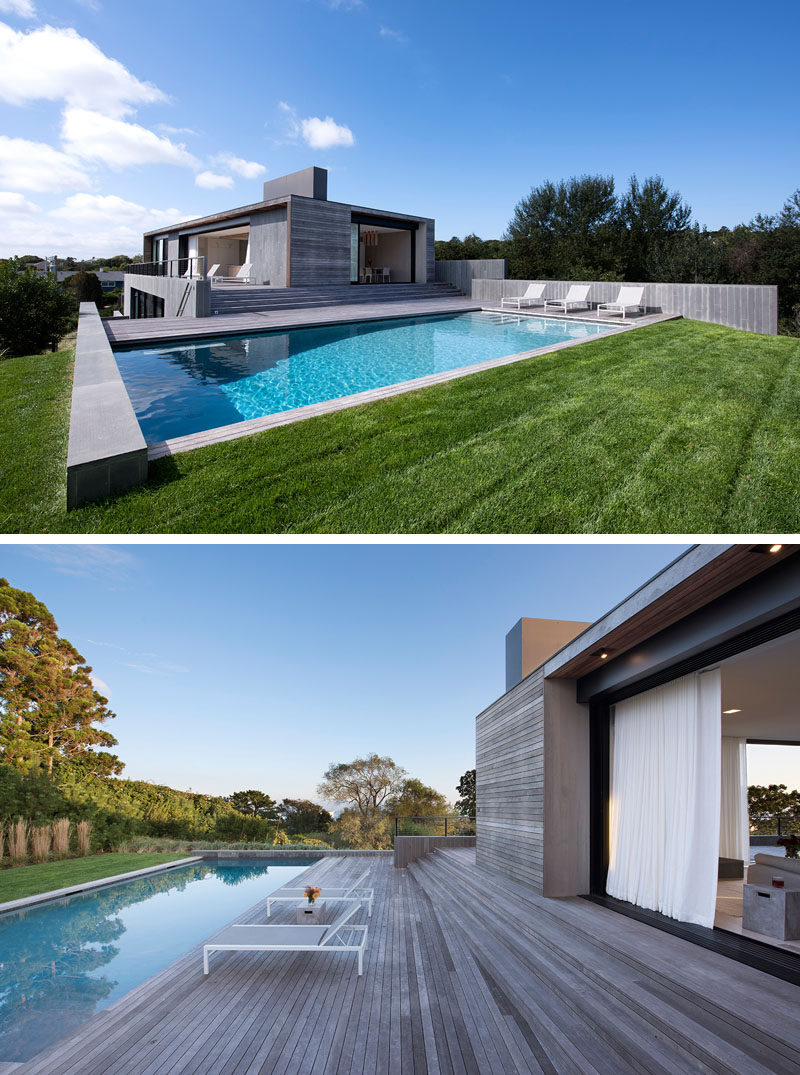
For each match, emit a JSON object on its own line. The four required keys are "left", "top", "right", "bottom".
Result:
{"left": 143, "top": 166, "right": 435, "bottom": 289}
{"left": 476, "top": 543, "right": 800, "bottom": 967}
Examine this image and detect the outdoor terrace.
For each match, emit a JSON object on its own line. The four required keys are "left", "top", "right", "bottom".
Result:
{"left": 14, "top": 849, "right": 800, "bottom": 1074}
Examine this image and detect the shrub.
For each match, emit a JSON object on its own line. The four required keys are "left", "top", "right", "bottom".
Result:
{"left": 30, "top": 824, "right": 52, "bottom": 862}
{"left": 8, "top": 819, "right": 29, "bottom": 862}
{"left": 63, "top": 271, "right": 103, "bottom": 306}
{"left": 76, "top": 819, "right": 92, "bottom": 856}
{"left": 51, "top": 818, "right": 71, "bottom": 857}
{"left": 0, "top": 260, "right": 74, "bottom": 357}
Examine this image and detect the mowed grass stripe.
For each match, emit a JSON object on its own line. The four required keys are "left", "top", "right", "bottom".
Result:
{"left": 1, "top": 320, "right": 798, "bottom": 533}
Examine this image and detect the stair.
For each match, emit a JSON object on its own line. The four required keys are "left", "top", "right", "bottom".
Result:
{"left": 209, "top": 281, "right": 462, "bottom": 316}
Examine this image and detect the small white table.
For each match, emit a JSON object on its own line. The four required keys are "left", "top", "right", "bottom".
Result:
{"left": 296, "top": 900, "right": 327, "bottom": 925}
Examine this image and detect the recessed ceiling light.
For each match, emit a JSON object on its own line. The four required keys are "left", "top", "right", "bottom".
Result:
{"left": 592, "top": 649, "right": 609, "bottom": 659}
{"left": 769, "top": 544, "right": 783, "bottom": 553}
{"left": 723, "top": 708, "right": 741, "bottom": 714}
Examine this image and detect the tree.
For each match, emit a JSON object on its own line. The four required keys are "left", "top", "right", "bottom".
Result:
{"left": 384, "top": 778, "right": 449, "bottom": 819}
{"left": 280, "top": 798, "right": 332, "bottom": 834}
{"left": 619, "top": 175, "right": 691, "bottom": 280}
{"left": 748, "top": 784, "right": 800, "bottom": 834}
{"left": 455, "top": 769, "right": 476, "bottom": 817}
{"left": 63, "top": 271, "right": 103, "bottom": 306}
{"left": 0, "top": 260, "right": 74, "bottom": 357}
{"left": 329, "top": 809, "right": 393, "bottom": 850}
{"left": 0, "top": 578, "right": 121, "bottom": 776}
{"left": 227, "top": 789, "right": 280, "bottom": 820}
{"left": 317, "top": 753, "right": 407, "bottom": 817}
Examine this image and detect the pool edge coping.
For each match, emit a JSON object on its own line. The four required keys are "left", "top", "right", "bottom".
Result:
{"left": 0, "top": 856, "right": 202, "bottom": 915}
{"left": 146, "top": 310, "right": 678, "bottom": 460}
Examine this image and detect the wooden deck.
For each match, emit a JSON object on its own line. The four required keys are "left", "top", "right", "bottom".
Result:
{"left": 17, "top": 850, "right": 800, "bottom": 1074}
{"left": 104, "top": 297, "right": 480, "bottom": 346}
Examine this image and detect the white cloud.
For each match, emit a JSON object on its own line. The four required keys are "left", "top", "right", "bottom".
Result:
{"left": 0, "top": 134, "right": 91, "bottom": 191}
{"left": 22, "top": 544, "right": 138, "bottom": 577}
{"left": 157, "top": 123, "right": 199, "bottom": 137}
{"left": 0, "top": 21, "right": 166, "bottom": 118}
{"left": 211, "top": 152, "right": 266, "bottom": 180}
{"left": 323, "top": 0, "right": 364, "bottom": 9}
{"left": 301, "top": 115, "right": 355, "bottom": 149}
{"left": 0, "top": 192, "right": 188, "bottom": 258}
{"left": 0, "top": 1, "right": 35, "bottom": 15}
{"left": 90, "top": 673, "right": 111, "bottom": 699}
{"left": 195, "top": 170, "right": 234, "bottom": 190}
{"left": 379, "top": 26, "right": 408, "bottom": 43}
{"left": 0, "top": 190, "right": 37, "bottom": 212}
{"left": 61, "top": 108, "right": 198, "bottom": 169}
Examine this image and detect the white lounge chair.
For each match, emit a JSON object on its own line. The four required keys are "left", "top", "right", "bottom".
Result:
{"left": 266, "top": 868, "right": 374, "bottom": 918}
{"left": 203, "top": 900, "right": 367, "bottom": 977}
{"left": 596, "top": 286, "right": 645, "bottom": 320}
{"left": 500, "top": 283, "right": 546, "bottom": 310}
{"left": 205, "top": 263, "right": 221, "bottom": 281}
{"left": 543, "top": 284, "right": 592, "bottom": 315}
{"left": 212, "top": 262, "right": 252, "bottom": 285}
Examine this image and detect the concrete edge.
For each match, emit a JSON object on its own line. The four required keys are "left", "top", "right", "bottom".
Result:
{"left": 196, "top": 848, "right": 393, "bottom": 859}
{"left": 67, "top": 302, "right": 148, "bottom": 509}
{"left": 148, "top": 311, "right": 656, "bottom": 460}
{"left": 0, "top": 856, "right": 202, "bottom": 916}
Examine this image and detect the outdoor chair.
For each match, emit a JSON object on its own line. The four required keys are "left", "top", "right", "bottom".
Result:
{"left": 203, "top": 899, "right": 368, "bottom": 977}
{"left": 596, "top": 286, "right": 646, "bottom": 320}
{"left": 211, "top": 262, "right": 252, "bottom": 284}
{"left": 205, "top": 263, "right": 221, "bottom": 281}
{"left": 543, "top": 284, "right": 592, "bottom": 315}
{"left": 500, "top": 282, "right": 547, "bottom": 310}
{"left": 265, "top": 868, "right": 374, "bottom": 918}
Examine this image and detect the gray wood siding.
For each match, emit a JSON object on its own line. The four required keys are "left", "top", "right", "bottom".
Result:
{"left": 476, "top": 668, "right": 545, "bottom": 893}
{"left": 436, "top": 259, "right": 507, "bottom": 292}
{"left": 425, "top": 220, "right": 435, "bottom": 283}
{"left": 472, "top": 277, "right": 779, "bottom": 335}
{"left": 289, "top": 197, "right": 351, "bottom": 287}
{"left": 249, "top": 206, "right": 287, "bottom": 287}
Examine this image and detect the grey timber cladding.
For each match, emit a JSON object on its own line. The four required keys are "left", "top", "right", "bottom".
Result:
{"left": 425, "top": 221, "right": 436, "bottom": 283}
{"left": 472, "top": 277, "right": 778, "bottom": 335}
{"left": 289, "top": 196, "right": 352, "bottom": 286}
{"left": 476, "top": 667, "right": 545, "bottom": 893}
{"left": 249, "top": 206, "right": 287, "bottom": 286}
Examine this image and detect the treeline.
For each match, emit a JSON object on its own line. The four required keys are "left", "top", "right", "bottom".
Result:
{"left": 435, "top": 176, "right": 800, "bottom": 335}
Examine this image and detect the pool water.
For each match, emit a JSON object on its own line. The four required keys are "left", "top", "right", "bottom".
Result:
{"left": 0, "top": 858, "right": 316, "bottom": 1063}
{"left": 114, "top": 311, "right": 609, "bottom": 443}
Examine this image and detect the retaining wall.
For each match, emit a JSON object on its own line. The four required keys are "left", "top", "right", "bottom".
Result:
{"left": 67, "top": 303, "right": 148, "bottom": 509}
{"left": 394, "top": 835, "right": 477, "bottom": 868}
{"left": 124, "top": 273, "right": 211, "bottom": 318}
{"left": 472, "top": 277, "right": 778, "bottom": 334}
{"left": 435, "top": 258, "right": 506, "bottom": 293}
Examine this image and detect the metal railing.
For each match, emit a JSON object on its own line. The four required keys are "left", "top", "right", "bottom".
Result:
{"left": 393, "top": 815, "right": 476, "bottom": 837}
{"left": 128, "top": 256, "right": 208, "bottom": 279}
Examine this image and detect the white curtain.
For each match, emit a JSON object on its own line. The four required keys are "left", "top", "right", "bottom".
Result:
{"left": 720, "top": 736, "right": 749, "bottom": 861}
{"left": 607, "top": 669, "right": 721, "bottom": 928}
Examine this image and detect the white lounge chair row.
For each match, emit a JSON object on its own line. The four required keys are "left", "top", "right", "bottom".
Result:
{"left": 203, "top": 868, "right": 373, "bottom": 978}
{"left": 266, "top": 867, "right": 374, "bottom": 918}
{"left": 500, "top": 283, "right": 645, "bottom": 320}
{"left": 207, "top": 262, "right": 253, "bottom": 284}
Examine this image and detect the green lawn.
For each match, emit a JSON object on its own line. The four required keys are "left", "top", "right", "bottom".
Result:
{"left": 0, "top": 853, "right": 189, "bottom": 902}
{"left": 2, "top": 319, "right": 799, "bottom": 533}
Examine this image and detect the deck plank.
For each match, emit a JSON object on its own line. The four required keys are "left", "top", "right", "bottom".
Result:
{"left": 13, "top": 851, "right": 800, "bottom": 1075}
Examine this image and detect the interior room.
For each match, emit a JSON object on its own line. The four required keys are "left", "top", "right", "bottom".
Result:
{"left": 356, "top": 224, "right": 412, "bottom": 283}
{"left": 605, "top": 628, "right": 800, "bottom": 955}
{"left": 190, "top": 226, "right": 250, "bottom": 278}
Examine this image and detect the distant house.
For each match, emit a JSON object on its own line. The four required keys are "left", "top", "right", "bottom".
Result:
{"left": 143, "top": 166, "right": 435, "bottom": 288}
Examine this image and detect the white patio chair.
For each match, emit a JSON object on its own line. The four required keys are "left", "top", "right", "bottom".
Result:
{"left": 205, "top": 263, "right": 221, "bottom": 281}
{"left": 543, "top": 284, "right": 592, "bottom": 315}
{"left": 212, "top": 262, "right": 252, "bottom": 285}
{"left": 500, "top": 282, "right": 546, "bottom": 310}
{"left": 203, "top": 899, "right": 368, "bottom": 977}
{"left": 380, "top": 267, "right": 390, "bottom": 284}
{"left": 596, "top": 286, "right": 646, "bottom": 320}
{"left": 266, "top": 868, "right": 374, "bottom": 918}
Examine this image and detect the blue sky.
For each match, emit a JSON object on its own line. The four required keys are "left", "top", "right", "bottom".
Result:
{"left": 2, "top": 542, "right": 796, "bottom": 802}
{"left": 0, "top": 0, "right": 797, "bottom": 258}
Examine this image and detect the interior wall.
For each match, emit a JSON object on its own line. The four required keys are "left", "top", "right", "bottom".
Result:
{"left": 200, "top": 235, "right": 246, "bottom": 275}
{"left": 373, "top": 232, "right": 411, "bottom": 283}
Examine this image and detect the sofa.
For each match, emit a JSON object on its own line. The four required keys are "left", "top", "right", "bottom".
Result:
{"left": 746, "top": 853, "right": 800, "bottom": 889}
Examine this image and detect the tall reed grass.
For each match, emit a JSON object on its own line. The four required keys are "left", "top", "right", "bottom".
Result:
{"left": 51, "top": 817, "right": 71, "bottom": 858}
{"left": 8, "top": 819, "right": 29, "bottom": 863}
{"left": 76, "top": 819, "right": 92, "bottom": 856}
{"left": 30, "top": 825, "right": 52, "bottom": 862}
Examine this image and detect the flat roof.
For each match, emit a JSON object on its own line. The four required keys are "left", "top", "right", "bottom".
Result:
{"left": 144, "top": 194, "right": 433, "bottom": 239}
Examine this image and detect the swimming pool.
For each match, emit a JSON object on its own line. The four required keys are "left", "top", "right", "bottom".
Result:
{"left": 114, "top": 311, "right": 610, "bottom": 443}
{"left": 0, "top": 858, "right": 316, "bottom": 1063}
